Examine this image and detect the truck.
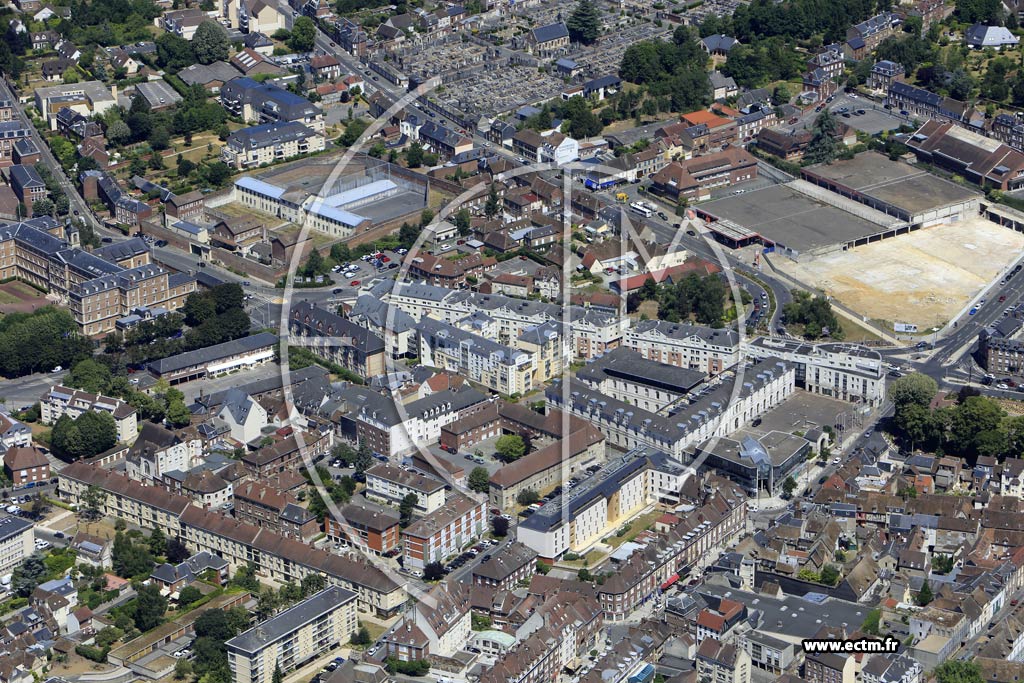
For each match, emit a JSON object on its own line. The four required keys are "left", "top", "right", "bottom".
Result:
{"left": 615, "top": 192, "right": 629, "bottom": 203}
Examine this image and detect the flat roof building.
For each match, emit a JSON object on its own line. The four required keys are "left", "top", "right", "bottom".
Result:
{"left": 227, "top": 586, "right": 358, "bottom": 683}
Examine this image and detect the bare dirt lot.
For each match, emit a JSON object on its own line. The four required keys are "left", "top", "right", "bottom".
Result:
{"left": 0, "top": 280, "right": 49, "bottom": 314}
{"left": 779, "top": 218, "right": 1024, "bottom": 329}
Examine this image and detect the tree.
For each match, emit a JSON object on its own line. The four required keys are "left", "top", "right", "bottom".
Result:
{"left": 353, "top": 441, "right": 373, "bottom": 474}
{"left": 80, "top": 485, "right": 107, "bottom": 523}
{"left": 567, "top": 0, "right": 601, "bottom": 44}
{"left": 399, "top": 492, "right": 419, "bottom": 527}
{"left": 148, "top": 527, "right": 167, "bottom": 557}
{"left": 933, "top": 554, "right": 955, "bottom": 574}
{"left": 819, "top": 564, "right": 840, "bottom": 586}
{"left": 11, "top": 553, "right": 47, "bottom": 597}
{"left": 935, "top": 661, "right": 984, "bottom": 683}
{"left": 106, "top": 119, "right": 132, "bottom": 146}
{"left": 193, "top": 21, "right": 229, "bottom": 64}
{"left": 516, "top": 489, "right": 540, "bottom": 506}
{"left": 804, "top": 109, "right": 839, "bottom": 165}
{"left": 454, "top": 208, "right": 471, "bottom": 236}
{"left": 485, "top": 183, "right": 500, "bottom": 218}
{"left": 166, "top": 538, "right": 191, "bottom": 564}
{"left": 405, "top": 142, "right": 425, "bottom": 168}
{"left": 351, "top": 623, "right": 372, "bottom": 646}
{"left": 134, "top": 583, "right": 168, "bottom": 632}
{"left": 230, "top": 563, "right": 260, "bottom": 593}
{"left": 272, "top": 664, "right": 284, "bottom": 683}
{"left": 861, "top": 608, "right": 882, "bottom": 636}
{"left": 491, "top": 515, "right": 509, "bottom": 537}
{"left": 423, "top": 561, "right": 445, "bottom": 581}
{"left": 52, "top": 411, "right": 117, "bottom": 459}
{"left": 917, "top": 578, "right": 934, "bottom": 606}
{"left": 177, "top": 586, "right": 203, "bottom": 606}
{"left": 157, "top": 32, "right": 194, "bottom": 70}
{"left": 288, "top": 16, "right": 317, "bottom": 52}
{"left": 166, "top": 399, "right": 192, "bottom": 428}
{"left": 31, "top": 198, "right": 55, "bottom": 217}
{"left": 495, "top": 434, "right": 526, "bottom": 462}
{"left": 468, "top": 466, "right": 490, "bottom": 493}
{"left": 113, "top": 531, "right": 155, "bottom": 578}
{"left": 890, "top": 373, "right": 939, "bottom": 408}
{"left": 782, "top": 476, "right": 797, "bottom": 498}
{"left": 300, "top": 573, "right": 326, "bottom": 597}
{"left": 174, "top": 659, "right": 193, "bottom": 680}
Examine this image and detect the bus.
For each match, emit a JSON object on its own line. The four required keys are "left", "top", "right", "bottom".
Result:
{"left": 629, "top": 201, "right": 653, "bottom": 218}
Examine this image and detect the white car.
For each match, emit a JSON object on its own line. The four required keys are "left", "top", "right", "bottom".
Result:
{"left": 832, "top": 457, "right": 841, "bottom": 465}
{"left": 35, "top": 540, "right": 51, "bottom": 550}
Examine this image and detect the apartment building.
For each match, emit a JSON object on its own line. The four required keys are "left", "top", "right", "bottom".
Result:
{"left": 625, "top": 320, "right": 741, "bottom": 376}
{"left": 364, "top": 463, "right": 447, "bottom": 515}
{"left": 547, "top": 359, "right": 795, "bottom": 460}
{"left": 161, "top": 8, "right": 207, "bottom": 39}
{"left": 0, "top": 217, "right": 196, "bottom": 336}
{"left": 649, "top": 148, "right": 757, "bottom": 203}
{"left": 697, "top": 639, "right": 752, "bottom": 683}
{"left": 402, "top": 491, "right": 486, "bottom": 573}
{"left": 233, "top": 481, "right": 318, "bottom": 541}
{"left": 472, "top": 541, "right": 538, "bottom": 592}
{"left": 34, "top": 81, "right": 116, "bottom": 124}
{"left": 222, "top": 121, "right": 325, "bottom": 169}
{"left": 439, "top": 402, "right": 501, "bottom": 452}
{"left": 576, "top": 347, "right": 705, "bottom": 413}
{"left": 40, "top": 384, "right": 138, "bottom": 443}
{"left": 354, "top": 386, "right": 490, "bottom": 458}
{"left": 221, "top": 78, "right": 324, "bottom": 133}
{"left": 125, "top": 422, "right": 203, "bottom": 482}
{"left": 227, "top": 587, "right": 358, "bottom": 683}
{"left": 9, "top": 165, "right": 46, "bottom": 211}
{"left": 845, "top": 12, "right": 901, "bottom": 59}
{"left": 743, "top": 337, "right": 887, "bottom": 405}
{"left": 326, "top": 498, "right": 400, "bottom": 555}
{"left": 0, "top": 515, "right": 34, "bottom": 574}
{"left": 0, "top": 120, "right": 33, "bottom": 169}
{"left": 517, "top": 449, "right": 686, "bottom": 560}
{"left": 383, "top": 580, "right": 471, "bottom": 661}
{"left": 385, "top": 281, "right": 628, "bottom": 360}
{"left": 288, "top": 302, "right": 386, "bottom": 379}
{"left": 886, "top": 83, "right": 975, "bottom": 126}
{"left": 3, "top": 446, "right": 50, "bottom": 488}
{"left": 417, "top": 317, "right": 536, "bottom": 396}
{"left": 58, "top": 463, "right": 406, "bottom": 616}
{"left": 805, "top": 652, "right": 855, "bottom": 683}
{"left": 488, "top": 422, "right": 605, "bottom": 511}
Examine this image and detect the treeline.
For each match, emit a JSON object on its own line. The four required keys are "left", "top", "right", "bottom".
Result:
{"left": 721, "top": 37, "right": 806, "bottom": 88}
{"left": 104, "top": 283, "right": 251, "bottom": 367}
{"left": 890, "top": 375, "right": 1024, "bottom": 463}
{"left": 0, "top": 307, "right": 93, "bottom": 379}
{"left": 618, "top": 26, "right": 711, "bottom": 113}
{"left": 782, "top": 290, "right": 842, "bottom": 339}
{"left": 702, "top": 0, "right": 890, "bottom": 44}
{"left": 627, "top": 274, "right": 728, "bottom": 327}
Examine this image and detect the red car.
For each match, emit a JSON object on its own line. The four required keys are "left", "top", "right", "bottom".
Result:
{"left": 349, "top": 280, "right": 360, "bottom": 286}
{"left": 381, "top": 256, "right": 390, "bottom": 262}
{"left": 1000, "top": 295, "right": 1007, "bottom": 302}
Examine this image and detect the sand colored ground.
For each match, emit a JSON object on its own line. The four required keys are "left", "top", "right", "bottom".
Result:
{"left": 779, "top": 218, "right": 1024, "bottom": 329}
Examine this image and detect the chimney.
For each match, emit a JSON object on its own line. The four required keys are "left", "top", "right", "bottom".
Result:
{"left": 110, "top": 84, "right": 118, "bottom": 101}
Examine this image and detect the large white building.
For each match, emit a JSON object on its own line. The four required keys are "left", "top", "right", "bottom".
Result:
{"left": 0, "top": 515, "right": 34, "bottom": 575}
{"left": 575, "top": 347, "right": 706, "bottom": 413}
{"left": 547, "top": 358, "right": 795, "bottom": 460}
{"left": 743, "top": 337, "right": 886, "bottom": 406}
{"left": 384, "top": 281, "right": 628, "bottom": 360}
{"left": 124, "top": 423, "right": 204, "bottom": 483}
{"left": 516, "top": 448, "right": 688, "bottom": 559}
{"left": 364, "top": 463, "right": 447, "bottom": 515}
{"left": 418, "top": 317, "right": 536, "bottom": 396}
{"left": 227, "top": 587, "right": 358, "bottom": 683}
{"left": 40, "top": 384, "right": 138, "bottom": 444}
{"left": 625, "top": 320, "right": 742, "bottom": 376}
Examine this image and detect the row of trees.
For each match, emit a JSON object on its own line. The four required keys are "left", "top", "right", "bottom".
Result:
{"left": 0, "top": 307, "right": 93, "bottom": 379}
{"left": 890, "top": 374, "right": 1024, "bottom": 461}
{"left": 627, "top": 273, "right": 728, "bottom": 327}
{"left": 51, "top": 411, "right": 118, "bottom": 460}
{"left": 618, "top": 26, "right": 712, "bottom": 114}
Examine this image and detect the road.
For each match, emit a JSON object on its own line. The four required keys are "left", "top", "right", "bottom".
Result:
{"left": 0, "top": 78, "right": 96, "bottom": 229}
{"left": 2, "top": 370, "right": 67, "bottom": 409}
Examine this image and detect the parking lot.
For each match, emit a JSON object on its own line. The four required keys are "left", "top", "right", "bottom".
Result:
{"left": 832, "top": 102, "right": 910, "bottom": 135}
